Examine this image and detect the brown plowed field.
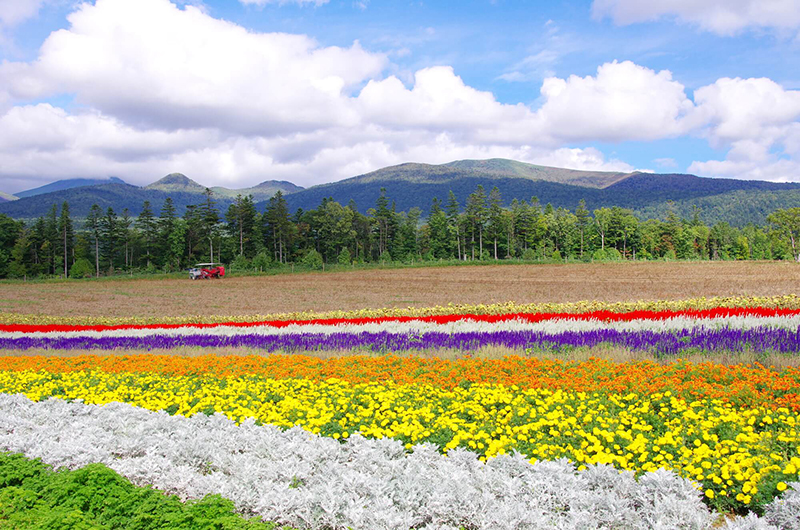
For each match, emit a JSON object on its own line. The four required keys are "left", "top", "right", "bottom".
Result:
{"left": 1, "top": 261, "right": 798, "bottom": 318}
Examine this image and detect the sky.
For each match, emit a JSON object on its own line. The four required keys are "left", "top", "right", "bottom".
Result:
{"left": 0, "top": 0, "right": 799, "bottom": 194}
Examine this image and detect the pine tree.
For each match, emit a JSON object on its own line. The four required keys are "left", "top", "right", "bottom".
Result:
{"left": 44, "top": 204, "right": 58, "bottom": 275}
{"left": 57, "top": 202, "right": 73, "bottom": 278}
{"left": 445, "top": 191, "right": 461, "bottom": 260}
{"left": 120, "top": 208, "right": 132, "bottom": 269}
{"left": 87, "top": 204, "right": 102, "bottom": 277}
{"left": 159, "top": 197, "right": 177, "bottom": 267}
{"left": 198, "top": 188, "right": 220, "bottom": 262}
{"left": 100, "top": 207, "right": 119, "bottom": 274}
{"left": 264, "top": 191, "right": 292, "bottom": 263}
{"left": 136, "top": 201, "right": 157, "bottom": 268}
{"left": 226, "top": 194, "right": 258, "bottom": 258}
{"left": 465, "top": 185, "right": 487, "bottom": 260}
{"left": 487, "top": 187, "right": 503, "bottom": 260}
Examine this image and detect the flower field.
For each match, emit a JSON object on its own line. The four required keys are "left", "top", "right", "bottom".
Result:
{"left": 2, "top": 296, "right": 800, "bottom": 529}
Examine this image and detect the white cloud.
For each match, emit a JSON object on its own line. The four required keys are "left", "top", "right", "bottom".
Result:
{"left": 358, "top": 66, "right": 539, "bottom": 142}
{"left": 654, "top": 157, "right": 677, "bottom": 168}
{"left": 1, "top": 0, "right": 385, "bottom": 134}
{"left": 534, "top": 60, "right": 694, "bottom": 142}
{"left": 592, "top": 0, "right": 800, "bottom": 36}
{"left": 692, "top": 77, "right": 800, "bottom": 143}
{"left": 0, "top": 0, "right": 45, "bottom": 28}
{"left": 687, "top": 78, "right": 800, "bottom": 181}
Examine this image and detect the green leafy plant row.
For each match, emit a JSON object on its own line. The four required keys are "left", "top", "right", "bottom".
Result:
{"left": 0, "top": 452, "right": 292, "bottom": 530}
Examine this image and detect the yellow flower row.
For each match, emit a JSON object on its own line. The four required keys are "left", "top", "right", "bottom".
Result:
{"left": 1, "top": 294, "right": 799, "bottom": 326}
{"left": 2, "top": 369, "right": 798, "bottom": 512}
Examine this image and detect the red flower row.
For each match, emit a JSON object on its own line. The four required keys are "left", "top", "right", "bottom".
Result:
{"left": 2, "top": 306, "right": 798, "bottom": 334}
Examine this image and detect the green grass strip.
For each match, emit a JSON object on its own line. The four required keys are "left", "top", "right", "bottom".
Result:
{"left": 0, "top": 452, "right": 293, "bottom": 530}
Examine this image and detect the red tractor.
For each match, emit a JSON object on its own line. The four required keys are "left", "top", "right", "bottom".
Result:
{"left": 189, "top": 263, "right": 225, "bottom": 280}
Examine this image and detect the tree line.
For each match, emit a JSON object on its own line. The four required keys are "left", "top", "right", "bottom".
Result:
{"left": 2, "top": 184, "right": 800, "bottom": 279}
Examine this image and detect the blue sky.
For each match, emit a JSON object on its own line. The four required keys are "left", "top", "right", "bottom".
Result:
{"left": 0, "top": 0, "right": 799, "bottom": 193}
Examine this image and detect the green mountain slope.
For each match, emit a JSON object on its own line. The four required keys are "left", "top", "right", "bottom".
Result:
{"left": 442, "top": 158, "right": 635, "bottom": 188}
{"left": 145, "top": 173, "right": 303, "bottom": 202}
{"left": 273, "top": 161, "right": 800, "bottom": 227}
{"left": 15, "top": 177, "right": 125, "bottom": 198}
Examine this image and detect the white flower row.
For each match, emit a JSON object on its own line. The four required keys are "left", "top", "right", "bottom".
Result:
{"left": 0, "top": 393, "right": 797, "bottom": 530}
{"left": 3, "top": 314, "right": 800, "bottom": 340}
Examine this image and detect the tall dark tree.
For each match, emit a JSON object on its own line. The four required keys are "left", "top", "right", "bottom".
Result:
{"left": 57, "top": 202, "right": 73, "bottom": 278}
{"left": 373, "top": 188, "right": 394, "bottom": 257}
{"left": 465, "top": 185, "right": 488, "bottom": 259}
{"left": 487, "top": 187, "right": 503, "bottom": 260}
{"left": 445, "top": 191, "right": 462, "bottom": 260}
{"left": 120, "top": 208, "right": 132, "bottom": 269}
{"left": 264, "top": 191, "right": 292, "bottom": 263}
{"left": 100, "top": 207, "right": 119, "bottom": 274}
{"left": 226, "top": 194, "right": 258, "bottom": 257}
{"left": 197, "top": 188, "right": 220, "bottom": 262}
{"left": 158, "top": 197, "right": 178, "bottom": 267}
{"left": 44, "top": 204, "right": 58, "bottom": 275}
{"left": 136, "top": 200, "right": 158, "bottom": 268}
{"left": 87, "top": 204, "right": 103, "bottom": 277}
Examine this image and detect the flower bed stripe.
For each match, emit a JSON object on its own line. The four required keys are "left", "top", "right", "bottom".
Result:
{"left": 4, "top": 306, "right": 800, "bottom": 334}
{"left": 4, "top": 294, "right": 800, "bottom": 327}
{"left": 3, "top": 354, "right": 799, "bottom": 410}
{"left": 2, "top": 370, "right": 800, "bottom": 513}
{"left": 1, "top": 393, "right": 797, "bottom": 528}
{"left": 4, "top": 326, "right": 800, "bottom": 356}
{"left": 4, "top": 313, "right": 800, "bottom": 340}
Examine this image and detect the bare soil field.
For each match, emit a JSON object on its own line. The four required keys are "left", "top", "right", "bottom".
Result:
{"left": 0, "top": 261, "right": 798, "bottom": 318}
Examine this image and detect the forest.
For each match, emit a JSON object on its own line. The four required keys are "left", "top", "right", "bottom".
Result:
{"left": 1, "top": 184, "right": 800, "bottom": 280}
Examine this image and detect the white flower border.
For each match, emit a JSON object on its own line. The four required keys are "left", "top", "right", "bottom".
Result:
{"left": 3, "top": 314, "right": 800, "bottom": 340}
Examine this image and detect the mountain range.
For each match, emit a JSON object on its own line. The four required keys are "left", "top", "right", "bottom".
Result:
{"left": 0, "top": 174, "right": 302, "bottom": 220}
{"left": 1, "top": 159, "right": 799, "bottom": 226}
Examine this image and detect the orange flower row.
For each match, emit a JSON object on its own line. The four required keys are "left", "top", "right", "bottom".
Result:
{"left": 3, "top": 354, "right": 799, "bottom": 411}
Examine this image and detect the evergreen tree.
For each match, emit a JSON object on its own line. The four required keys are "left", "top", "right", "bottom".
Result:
{"left": 487, "top": 187, "right": 503, "bottom": 259}
{"left": 136, "top": 201, "right": 157, "bottom": 268}
{"left": 43, "top": 205, "right": 58, "bottom": 275}
{"left": 198, "top": 188, "right": 220, "bottom": 262}
{"left": 445, "top": 191, "right": 462, "bottom": 260}
{"left": 158, "top": 197, "right": 177, "bottom": 266}
{"left": 57, "top": 202, "right": 73, "bottom": 278}
{"left": 226, "top": 194, "right": 258, "bottom": 257}
{"left": 87, "top": 204, "right": 103, "bottom": 277}
{"left": 120, "top": 208, "right": 132, "bottom": 269}
{"left": 373, "top": 188, "right": 394, "bottom": 256}
{"left": 264, "top": 191, "right": 292, "bottom": 263}
{"left": 428, "top": 198, "right": 449, "bottom": 259}
{"left": 100, "top": 207, "right": 119, "bottom": 274}
{"left": 465, "top": 185, "right": 488, "bottom": 260}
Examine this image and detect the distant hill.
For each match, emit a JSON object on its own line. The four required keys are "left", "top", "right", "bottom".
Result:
{"left": 144, "top": 173, "right": 303, "bottom": 202}
{"left": 269, "top": 159, "right": 800, "bottom": 227}
{"left": 4, "top": 160, "right": 800, "bottom": 227}
{"left": 0, "top": 174, "right": 303, "bottom": 220}
{"left": 0, "top": 191, "right": 18, "bottom": 202}
{"left": 15, "top": 177, "right": 126, "bottom": 198}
